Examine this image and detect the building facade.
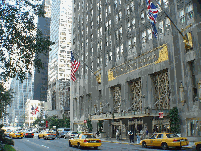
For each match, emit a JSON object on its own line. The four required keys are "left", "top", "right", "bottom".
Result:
{"left": 47, "top": 0, "right": 72, "bottom": 118}
{"left": 25, "top": 99, "right": 45, "bottom": 128}
{"left": 9, "top": 71, "right": 35, "bottom": 127}
{"left": 33, "top": 0, "right": 51, "bottom": 102}
{"left": 71, "top": 0, "right": 201, "bottom": 141}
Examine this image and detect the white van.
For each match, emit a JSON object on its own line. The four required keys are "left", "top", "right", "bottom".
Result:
{"left": 57, "top": 128, "right": 70, "bottom": 138}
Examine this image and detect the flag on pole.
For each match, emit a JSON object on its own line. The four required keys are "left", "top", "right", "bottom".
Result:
{"left": 71, "top": 51, "right": 80, "bottom": 81}
{"left": 146, "top": 0, "right": 159, "bottom": 38}
{"left": 34, "top": 106, "right": 39, "bottom": 115}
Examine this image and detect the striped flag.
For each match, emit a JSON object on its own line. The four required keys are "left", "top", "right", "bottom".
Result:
{"left": 146, "top": 0, "right": 159, "bottom": 38}
{"left": 71, "top": 51, "right": 80, "bottom": 81}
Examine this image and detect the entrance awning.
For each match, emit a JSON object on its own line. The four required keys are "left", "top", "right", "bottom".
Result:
{"left": 91, "top": 118, "right": 105, "bottom": 121}
{"left": 74, "top": 122, "right": 84, "bottom": 124}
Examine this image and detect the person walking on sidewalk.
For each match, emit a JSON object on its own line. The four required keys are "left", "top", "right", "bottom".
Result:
{"left": 116, "top": 129, "right": 120, "bottom": 140}
{"left": 128, "top": 130, "right": 134, "bottom": 143}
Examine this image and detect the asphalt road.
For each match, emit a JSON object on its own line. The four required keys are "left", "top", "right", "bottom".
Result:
{"left": 12, "top": 136, "right": 195, "bottom": 151}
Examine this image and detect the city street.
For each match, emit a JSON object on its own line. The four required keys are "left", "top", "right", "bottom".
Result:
{"left": 12, "top": 136, "right": 194, "bottom": 151}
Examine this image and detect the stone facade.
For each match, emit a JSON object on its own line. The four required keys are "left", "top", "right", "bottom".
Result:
{"left": 71, "top": 0, "right": 201, "bottom": 141}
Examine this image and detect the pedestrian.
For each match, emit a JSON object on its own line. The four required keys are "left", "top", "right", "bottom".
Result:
{"left": 128, "top": 130, "right": 133, "bottom": 143}
{"left": 96, "top": 130, "right": 100, "bottom": 137}
{"left": 146, "top": 128, "right": 149, "bottom": 138}
{"left": 56, "top": 130, "right": 60, "bottom": 139}
{"left": 116, "top": 129, "right": 119, "bottom": 140}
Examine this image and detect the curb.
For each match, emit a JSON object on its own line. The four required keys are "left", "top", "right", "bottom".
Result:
{"left": 102, "top": 140, "right": 193, "bottom": 148}
{"left": 101, "top": 140, "right": 141, "bottom": 145}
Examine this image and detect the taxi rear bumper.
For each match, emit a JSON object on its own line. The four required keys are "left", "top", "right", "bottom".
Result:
{"left": 81, "top": 142, "right": 102, "bottom": 147}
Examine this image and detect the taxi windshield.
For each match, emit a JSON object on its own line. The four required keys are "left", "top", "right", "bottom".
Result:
{"left": 166, "top": 134, "right": 179, "bottom": 138}
{"left": 150, "top": 134, "right": 158, "bottom": 139}
{"left": 81, "top": 135, "right": 94, "bottom": 139}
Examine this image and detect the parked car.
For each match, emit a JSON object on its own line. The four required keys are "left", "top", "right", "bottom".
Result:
{"left": 140, "top": 133, "right": 189, "bottom": 150}
{"left": 57, "top": 128, "right": 70, "bottom": 138}
{"left": 24, "top": 131, "right": 34, "bottom": 138}
{"left": 9, "top": 131, "right": 23, "bottom": 139}
{"left": 69, "top": 133, "right": 101, "bottom": 149}
{"left": 4, "top": 130, "right": 12, "bottom": 137}
{"left": 64, "top": 131, "right": 78, "bottom": 139}
{"left": 195, "top": 141, "right": 201, "bottom": 151}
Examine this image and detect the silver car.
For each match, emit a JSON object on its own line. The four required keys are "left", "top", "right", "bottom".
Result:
{"left": 64, "top": 131, "right": 78, "bottom": 139}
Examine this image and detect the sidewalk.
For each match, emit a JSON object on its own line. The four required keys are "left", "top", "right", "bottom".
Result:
{"left": 100, "top": 137, "right": 140, "bottom": 145}
{"left": 100, "top": 137, "right": 195, "bottom": 149}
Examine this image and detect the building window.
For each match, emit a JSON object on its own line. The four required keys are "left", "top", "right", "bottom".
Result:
{"left": 165, "top": 18, "right": 170, "bottom": 30}
{"left": 141, "top": 31, "right": 146, "bottom": 48}
{"left": 141, "top": 12, "right": 145, "bottom": 23}
{"left": 116, "top": 47, "right": 119, "bottom": 60}
{"left": 187, "top": 119, "right": 201, "bottom": 137}
{"left": 163, "top": 0, "right": 168, "bottom": 8}
{"left": 130, "top": 1, "right": 134, "bottom": 12}
{"left": 127, "top": 4, "right": 130, "bottom": 15}
{"left": 147, "top": 29, "right": 152, "bottom": 40}
{"left": 132, "top": 18, "right": 135, "bottom": 29}
{"left": 186, "top": 4, "right": 194, "bottom": 20}
{"left": 120, "top": 44, "right": 123, "bottom": 56}
{"left": 159, "top": 21, "right": 164, "bottom": 35}
{"left": 179, "top": 9, "right": 185, "bottom": 24}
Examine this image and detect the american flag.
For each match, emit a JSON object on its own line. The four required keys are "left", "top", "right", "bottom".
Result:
{"left": 146, "top": 0, "right": 159, "bottom": 38}
{"left": 71, "top": 51, "right": 80, "bottom": 81}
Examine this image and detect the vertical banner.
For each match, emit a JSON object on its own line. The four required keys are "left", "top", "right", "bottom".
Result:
{"left": 159, "top": 112, "right": 163, "bottom": 118}
{"left": 46, "top": 120, "right": 48, "bottom": 128}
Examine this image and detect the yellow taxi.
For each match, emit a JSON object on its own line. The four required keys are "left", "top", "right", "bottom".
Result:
{"left": 38, "top": 131, "right": 56, "bottom": 140}
{"left": 140, "top": 133, "right": 189, "bottom": 150}
{"left": 195, "top": 141, "right": 201, "bottom": 151}
{"left": 69, "top": 133, "right": 102, "bottom": 149}
{"left": 9, "top": 131, "right": 23, "bottom": 139}
{"left": 4, "top": 130, "right": 13, "bottom": 137}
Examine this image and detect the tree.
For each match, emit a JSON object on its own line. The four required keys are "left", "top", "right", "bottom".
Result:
{"left": 0, "top": 0, "right": 54, "bottom": 82}
{"left": 32, "top": 115, "right": 70, "bottom": 129}
{"left": 87, "top": 119, "right": 93, "bottom": 132}
{"left": 0, "top": 83, "right": 13, "bottom": 119}
{"left": 168, "top": 107, "right": 180, "bottom": 134}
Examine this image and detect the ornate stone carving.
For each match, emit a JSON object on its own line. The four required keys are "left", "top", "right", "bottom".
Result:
{"left": 131, "top": 78, "right": 142, "bottom": 112}
{"left": 153, "top": 69, "right": 170, "bottom": 110}
{"left": 154, "top": 45, "right": 168, "bottom": 64}
{"left": 108, "top": 69, "right": 115, "bottom": 81}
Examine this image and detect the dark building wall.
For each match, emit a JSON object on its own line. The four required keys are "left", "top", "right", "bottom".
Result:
{"left": 33, "top": 1, "right": 51, "bottom": 102}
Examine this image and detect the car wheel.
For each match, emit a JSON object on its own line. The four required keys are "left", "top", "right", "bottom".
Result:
{"left": 94, "top": 147, "right": 98, "bottom": 149}
{"left": 176, "top": 146, "right": 182, "bottom": 150}
{"left": 77, "top": 143, "right": 81, "bottom": 149}
{"left": 196, "top": 144, "right": 201, "bottom": 151}
{"left": 52, "top": 138, "right": 55, "bottom": 140}
{"left": 161, "top": 143, "right": 168, "bottom": 150}
{"left": 142, "top": 142, "right": 147, "bottom": 148}
{"left": 38, "top": 136, "right": 40, "bottom": 139}
{"left": 64, "top": 136, "right": 66, "bottom": 139}
{"left": 69, "top": 141, "right": 72, "bottom": 147}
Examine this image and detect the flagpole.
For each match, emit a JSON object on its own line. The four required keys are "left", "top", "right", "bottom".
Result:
{"left": 72, "top": 51, "right": 98, "bottom": 79}
{"left": 155, "top": 2, "right": 187, "bottom": 41}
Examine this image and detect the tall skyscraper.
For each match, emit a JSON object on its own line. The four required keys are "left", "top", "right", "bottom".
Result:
{"left": 47, "top": 0, "right": 72, "bottom": 117}
{"left": 33, "top": 0, "right": 51, "bottom": 102}
{"left": 9, "top": 71, "right": 34, "bottom": 127}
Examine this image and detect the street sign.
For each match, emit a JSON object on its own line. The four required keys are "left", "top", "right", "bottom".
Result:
{"left": 84, "top": 120, "right": 87, "bottom": 123}
{"left": 159, "top": 112, "right": 163, "bottom": 118}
